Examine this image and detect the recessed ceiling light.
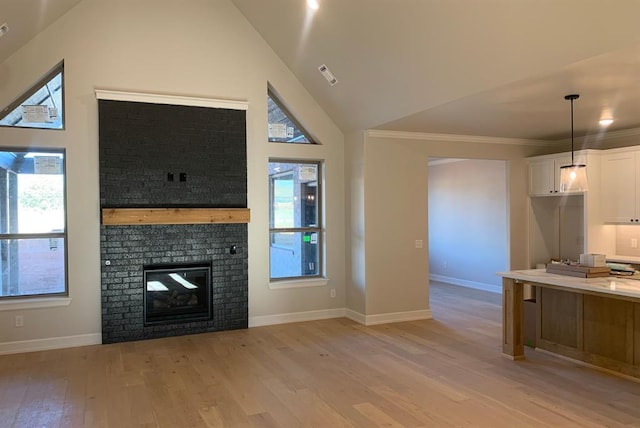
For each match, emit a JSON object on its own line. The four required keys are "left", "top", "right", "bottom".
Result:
{"left": 307, "top": 0, "right": 319, "bottom": 10}
{"left": 599, "top": 118, "right": 614, "bottom": 127}
{"left": 0, "top": 23, "right": 8, "bottom": 38}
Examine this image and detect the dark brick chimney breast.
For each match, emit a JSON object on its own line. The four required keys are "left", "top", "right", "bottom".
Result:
{"left": 98, "top": 100, "right": 248, "bottom": 343}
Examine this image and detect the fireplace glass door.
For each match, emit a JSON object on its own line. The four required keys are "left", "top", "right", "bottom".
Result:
{"left": 143, "top": 263, "right": 211, "bottom": 325}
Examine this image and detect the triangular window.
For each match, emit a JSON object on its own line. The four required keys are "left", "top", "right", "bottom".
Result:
{"left": 0, "top": 61, "right": 64, "bottom": 130}
{"left": 267, "top": 87, "right": 316, "bottom": 144}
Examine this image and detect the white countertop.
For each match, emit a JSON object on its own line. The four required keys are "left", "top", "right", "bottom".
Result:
{"left": 498, "top": 269, "right": 640, "bottom": 300}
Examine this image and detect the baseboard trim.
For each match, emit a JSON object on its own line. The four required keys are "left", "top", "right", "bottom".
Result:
{"left": 345, "top": 309, "right": 367, "bottom": 324}
{"left": 364, "top": 309, "right": 432, "bottom": 326}
{"left": 249, "top": 307, "right": 432, "bottom": 328}
{"left": 248, "top": 308, "right": 346, "bottom": 327}
{"left": 345, "top": 308, "right": 432, "bottom": 326}
{"left": 0, "top": 333, "right": 102, "bottom": 355}
{"left": 430, "top": 274, "right": 502, "bottom": 294}
{"left": 1, "top": 307, "right": 435, "bottom": 353}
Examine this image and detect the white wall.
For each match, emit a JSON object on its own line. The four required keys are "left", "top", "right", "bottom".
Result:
{"left": 428, "top": 159, "right": 508, "bottom": 291}
{"left": 0, "top": 0, "right": 345, "bottom": 350}
{"left": 345, "top": 132, "right": 546, "bottom": 320}
{"left": 345, "top": 131, "right": 366, "bottom": 315}
{"left": 364, "top": 137, "right": 430, "bottom": 318}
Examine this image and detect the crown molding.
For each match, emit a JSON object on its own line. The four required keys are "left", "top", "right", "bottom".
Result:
{"left": 365, "top": 130, "right": 554, "bottom": 147}
{"left": 558, "top": 127, "right": 640, "bottom": 144}
{"left": 606, "top": 127, "right": 640, "bottom": 140}
{"left": 368, "top": 127, "right": 640, "bottom": 147}
{"left": 95, "top": 89, "right": 248, "bottom": 110}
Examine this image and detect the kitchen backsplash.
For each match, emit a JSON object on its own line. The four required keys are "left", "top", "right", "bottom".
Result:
{"left": 616, "top": 225, "right": 640, "bottom": 257}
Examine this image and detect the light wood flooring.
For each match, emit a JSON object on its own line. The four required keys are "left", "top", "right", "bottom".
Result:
{"left": 2, "top": 282, "right": 640, "bottom": 427}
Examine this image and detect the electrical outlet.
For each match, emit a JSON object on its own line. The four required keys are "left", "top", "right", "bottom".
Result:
{"left": 415, "top": 240, "right": 423, "bottom": 249}
{"left": 632, "top": 238, "right": 638, "bottom": 248}
{"left": 330, "top": 289, "right": 336, "bottom": 298}
{"left": 14, "top": 315, "right": 23, "bottom": 328}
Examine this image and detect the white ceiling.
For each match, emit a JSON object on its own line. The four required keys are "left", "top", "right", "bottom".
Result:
{"left": 3, "top": 0, "right": 640, "bottom": 142}
{"left": 0, "top": 0, "right": 82, "bottom": 68}
{"left": 230, "top": 0, "right": 640, "bottom": 142}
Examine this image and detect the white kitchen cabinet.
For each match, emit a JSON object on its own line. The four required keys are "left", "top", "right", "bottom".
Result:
{"left": 529, "top": 158, "right": 556, "bottom": 196}
{"left": 601, "top": 149, "right": 640, "bottom": 223}
{"left": 528, "top": 153, "right": 582, "bottom": 196}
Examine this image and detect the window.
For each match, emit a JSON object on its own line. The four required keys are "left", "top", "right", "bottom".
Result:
{"left": 267, "top": 87, "right": 316, "bottom": 144}
{"left": 269, "top": 160, "right": 322, "bottom": 280}
{"left": 0, "top": 61, "right": 64, "bottom": 130}
{"left": 0, "top": 149, "right": 67, "bottom": 298}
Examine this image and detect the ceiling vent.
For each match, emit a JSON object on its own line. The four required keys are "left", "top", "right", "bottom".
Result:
{"left": 318, "top": 64, "right": 338, "bottom": 86}
{"left": 0, "top": 23, "right": 8, "bottom": 38}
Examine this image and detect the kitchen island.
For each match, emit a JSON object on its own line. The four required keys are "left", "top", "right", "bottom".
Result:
{"left": 499, "top": 269, "right": 640, "bottom": 379}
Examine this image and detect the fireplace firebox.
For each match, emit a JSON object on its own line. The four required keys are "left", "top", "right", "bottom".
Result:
{"left": 143, "top": 262, "right": 212, "bottom": 325}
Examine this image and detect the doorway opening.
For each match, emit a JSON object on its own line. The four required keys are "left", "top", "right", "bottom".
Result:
{"left": 427, "top": 158, "right": 509, "bottom": 301}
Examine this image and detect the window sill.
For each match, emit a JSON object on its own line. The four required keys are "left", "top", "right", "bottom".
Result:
{"left": 268, "top": 277, "right": 329, "bottom": 290}
{"left": 0, "top": 296, "right": 72, "bottom": 311}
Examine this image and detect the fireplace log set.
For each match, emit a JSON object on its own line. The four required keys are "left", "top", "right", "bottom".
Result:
{"left": 150, "top": 290, "right": 198, "bottom": 309}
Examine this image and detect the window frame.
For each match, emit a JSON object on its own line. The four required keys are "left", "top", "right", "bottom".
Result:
{"left": 268, "top": 158, "right": 324, "bottom": 282}
{"left": 267, "top": 86, "right": 318, "bottom": 145}
{"left": 0, "top": 147, "right": 69, "bottom": 300}
{"left": 0, "top": 61, "right": 65, "bottom": 130}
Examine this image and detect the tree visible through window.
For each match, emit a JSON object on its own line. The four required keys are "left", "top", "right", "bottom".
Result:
{"left": 269, "top": 160, "right": 322, "bottom": 280}
{"left": 0, "top": 149, "right": 67, "bottom": 298}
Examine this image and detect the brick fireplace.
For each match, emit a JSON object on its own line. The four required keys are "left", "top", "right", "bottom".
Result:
{"left": 98, "top": 96, "right": 248, "bottom": 344}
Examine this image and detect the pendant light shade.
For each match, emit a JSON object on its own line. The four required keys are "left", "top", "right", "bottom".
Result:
{"left": 559, "top": 94, "right": 588, "bottom": 192}
{"left": 559, "top": 164, "right": 588, "bottom": 192}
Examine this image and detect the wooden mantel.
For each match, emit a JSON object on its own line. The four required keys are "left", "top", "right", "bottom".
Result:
{"left": 101, "top": 208, "right": 250, "bottom": 226}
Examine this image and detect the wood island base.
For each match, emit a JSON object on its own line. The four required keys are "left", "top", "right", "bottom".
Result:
{"left": 500, "top": 270, "right": 640, "bottom": 380}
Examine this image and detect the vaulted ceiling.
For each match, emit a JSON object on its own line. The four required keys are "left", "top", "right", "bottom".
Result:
{"left": 231, "top": 0, "right": 640, "bottom": 141}
{"left": 3, "top": 0, "right": 640, "bottom": 142}
{"left": 0, "top": 0, "right": 81, "bottom": 67}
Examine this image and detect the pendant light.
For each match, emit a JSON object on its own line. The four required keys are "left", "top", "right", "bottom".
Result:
{"left": 559, "top": 94, "right": 588, "bottom": 192}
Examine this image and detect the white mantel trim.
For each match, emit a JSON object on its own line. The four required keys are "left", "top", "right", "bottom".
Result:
{"left": 95, "top": 89, "right": 248, "bottom": 110}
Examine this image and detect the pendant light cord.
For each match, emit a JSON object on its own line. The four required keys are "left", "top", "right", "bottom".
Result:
{"left": 570, "top": 97, "right": 574, "bottom": 166}
{"left": 565, "top": 94, "right": 579, "bottom": 167}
